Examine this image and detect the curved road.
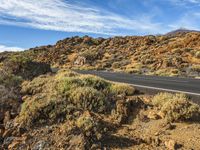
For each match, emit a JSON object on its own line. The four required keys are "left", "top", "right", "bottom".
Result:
{"left": 75, "top": 70, "right": 200, "bottom": 96}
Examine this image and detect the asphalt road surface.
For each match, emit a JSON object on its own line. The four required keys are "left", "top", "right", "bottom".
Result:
{"left": 75, "top": 70, "right": 200, "bottom": 96}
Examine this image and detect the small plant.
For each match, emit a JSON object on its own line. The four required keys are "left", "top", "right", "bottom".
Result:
{"left": 110, "top": 83, "right": 135, "bottom": 96}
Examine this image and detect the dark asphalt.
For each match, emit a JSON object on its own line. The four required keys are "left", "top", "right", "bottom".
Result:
{"left": 75, "top": 70, "right": 200, "bottom": 96}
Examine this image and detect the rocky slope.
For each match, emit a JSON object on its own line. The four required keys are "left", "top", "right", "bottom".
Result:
{"left": 0, "top": 32, "right": 200, "bottom": 149}
{"left": 0, "top": 66, "right": 200, "bottom": 149}
{"left": 1, "top": 31, "right": 200, "bottom": 78}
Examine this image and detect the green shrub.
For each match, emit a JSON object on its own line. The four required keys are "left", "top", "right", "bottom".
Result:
{"left": 21, "top": 75, "right": 52, "bottom": 95}
{"left": 69, "top": 87, "right": 106, "bottom": 113}
{"left": 0, "top": 70, "right": 23, "bottom": 88}
{"left": 57, "top": 77, "right": 83, "bottom": 94}
{"left": 76, "top": 113, "right": 96, "bottom": 131}
{"left": 152, "top": 93, "right": 174, "bottom": 107}
{"left": 18, "top": 97, "right": 76, "bottom": 126}
{"left": 55, "top": 69, "right": 79, "bottom": 78}
{"left": 80, "top": 50, "right": 99, "bottom": 61}
{"left": 80, "top": 75, "right": 111, "bottom": 90}
{"left": 152, "top": 93, "right": 200, "bottom": 122}
{"left": 191, "top": 65, "right": 200, "bottom": 72}
{"left": 110, "top": 83, "right": 135, "bottom": 96}
{"left": 2, "top": 54, "right": 51, "bottom": 80}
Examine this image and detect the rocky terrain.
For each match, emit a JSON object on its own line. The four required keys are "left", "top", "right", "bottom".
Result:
{"left": 0, "top": 56, "right": 200, "bottom": 149}
{"left": 1, "top": 31, "right": 200, "bottom": 78}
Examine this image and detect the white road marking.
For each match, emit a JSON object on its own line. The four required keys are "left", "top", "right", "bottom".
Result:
{"left": 128, "top": 83, "right": 200, "bottom": 96}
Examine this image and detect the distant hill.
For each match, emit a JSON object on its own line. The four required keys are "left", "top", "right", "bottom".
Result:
{"left": 0, "top": 32, "right": 200, "bottom": 78}
{"left": 166, "top": 28, "right": 200, "bottom": 36}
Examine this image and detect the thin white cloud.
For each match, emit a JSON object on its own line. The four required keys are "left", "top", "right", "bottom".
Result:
{"left": 0, "top": 44, "right": 24, "bottom": 52}
{"left": 0, "top": 0, "right": 163, "bottom": 35}
{"left": 167, "top": 0, "right": 200, "bottom": 6}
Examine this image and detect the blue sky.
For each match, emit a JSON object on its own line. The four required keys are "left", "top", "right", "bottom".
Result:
{"left": 0, "top": 0, "right": 200, "bottom": 51}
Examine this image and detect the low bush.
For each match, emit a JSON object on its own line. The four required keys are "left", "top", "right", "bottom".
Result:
{"left": 195, "top": 51, "right": 200, "bottom": 58}
{"left": 80, "top": 50, "right": 99, "bottom": 62}
{"left": 0, "top": 70, "right": 23, "bottom": 88}
{"left": 191, "top": 65, "right": 200, "bottom": 72}
{"left": 69, "top": 87, "right": 106, "bottom": 113}
{"left": 152, "top": 93, "right": 200, "bottom": 122}
{"left": 17, "top": 70, "right": 136, "bottom": 127}
{"left": 18, "top": 96, "right": 77, "bottom": 126}
{"left": 2, "top": 54, "right": 51, "bottom": 80}
{"left": 79, "top": 75, "right": 111, "bottom": 91}
{"left": 152, "top": 93, "right": 174, "bottom": 107}
{"left": 110, "top": 83, "right": 135, "bottom": 96}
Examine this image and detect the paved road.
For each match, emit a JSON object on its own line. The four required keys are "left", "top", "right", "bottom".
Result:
{"left": 75, "top": 70, "right": 200, "bottom": 96}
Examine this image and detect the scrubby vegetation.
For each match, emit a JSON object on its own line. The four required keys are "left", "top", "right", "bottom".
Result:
{"left": 17, "top": 70, "right": 136, "bottom": 127}
{"left": 152, "top": 93, "right": 200, "bottom": 122}
{"left": 1, "top": 31, "right": 200, "bottom": 149}
{"left": 1, "top": 32, "right": 199, "bottom": 77}
{"left": 110, "top": 83, "right": 135, "bottom": 96}
{"left": 1, "top": 68, "right": 200, "bottom": 149}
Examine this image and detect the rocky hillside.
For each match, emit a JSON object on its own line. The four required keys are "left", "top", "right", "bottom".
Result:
{"left": 1, "top": 64, "right": 200, "bottom": 149}
{"left": 1, "top": 31, "right": 200, "bottom": 78}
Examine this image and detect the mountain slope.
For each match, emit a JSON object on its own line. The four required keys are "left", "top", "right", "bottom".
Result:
{"left": 1, "top": 32, "right": 200, "bottom": 78}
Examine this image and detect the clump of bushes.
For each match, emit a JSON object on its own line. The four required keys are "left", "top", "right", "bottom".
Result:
{"left": 152, "top": 93, "right": 200, "bottom": 122}
{"left": 0, "top": 70, "right": 23, "bottom": 88}
{"left": 2, "top": 54, "right": 51, "bottom": 80}
{"left": 18, "top": 96, "right": 77, "bottom": 127}
{"left": 76, "top": 111, "right": 106, "bottom": 149}
{"left": 18, "top": 70, "right": 136, "bottom": 127}
{"left": 110, "top": 83, "right": 135, "bottom": 96}
{"left": 80, "top": 50, "right": 99, "bottom": 62}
